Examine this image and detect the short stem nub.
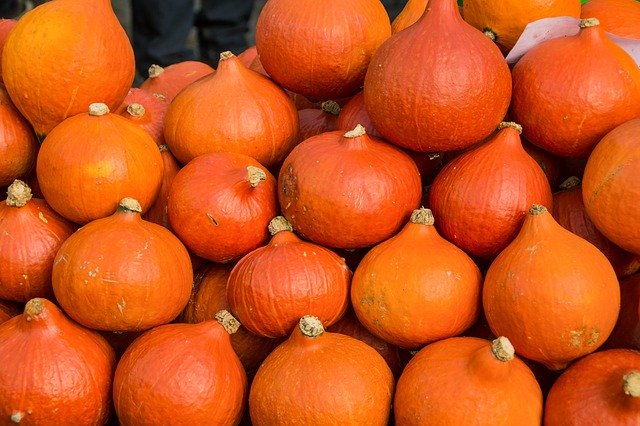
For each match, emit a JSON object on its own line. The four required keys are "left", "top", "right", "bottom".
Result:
{"left": 215, "top": 310, "right": 241, "bottom": 335}
{"left": 344, "top": 124, "right": 366, "bottom": 138}
{"left": 321, "top": 100, "right": 341, "bottom": 116}
{"left": 623, "top": 371, "right": 640, "bottom": 397}
{"left": 89, "top": 103, "right": 109, "bottom": 116}
{"left": 529, "top": 204, "right": 547, "bottom": 216}
{"left": 497, "top": 121, "right": 522, "bottom": 134}
{"left": 410, "top": 208, "right": 435, "bottom": 226}
{"left": 126, "top": 103, "right": 146, "bottom": 118}
{"left": 118, "top": 197, "right": 143, "bottom": 214}
{"left": 24, "top": 298, "right": 45, "bottom": 319}
{"left": 148, "top": 64, "right": 165, "bottom": 78}
{"left": 580, "top": 17, "right": 600, "bottom": 28}
{"left": 491, "top": 336, "right": 515, "bottom": 362}
{"left": 299, "top": 315, "right": 324, "bottom": 338}
{"left": 268, "top": 216, "right": 293, "bottom": 235}
{"left": 6, "top": 179, "right": 32, "bottom": 207}
{"left": 247, "top": 166, "right": 267, "bottom": 188}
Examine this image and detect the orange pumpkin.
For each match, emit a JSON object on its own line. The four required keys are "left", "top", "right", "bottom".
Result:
{"left": 1, "top": 0, "right": 134, "bottom": 138}
{"left": 114, "top": 88, "right": 169, "bottom": 146}
{"left": 0, "top": 298, "right": 116, "bottom": 425}
{"left": 0, "top": 18, "right": 17, "bottom": 87}
{"left": 297, "top": 100, "right": 340, "bottom": 141}
{"left": 391, "top": 0, "right": 429, "bottom": 33}
{"left": 141, "top": 144, "right": 181, "bottom": 230}
{"left": 0, "top": 299, "right": 20, "bottom": 324}
{"left": 581, "top": 0, "right": 640, "bottom": 38}
{"left": 139, "top": 60, "right": 214, "bottom": 103}
{"left": 483, "top": 204, "right": 620, "bottom": 370}
{"left": 52, "top": 197, "right": 193, "bottom": 332}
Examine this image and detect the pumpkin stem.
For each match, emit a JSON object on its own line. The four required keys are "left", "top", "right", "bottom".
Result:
{"left": 410, "top": 207, "right": 435, "bottom": 226}
{"left": 483, "top": 28, "right": 497, "bottom": 42}
{"left": 126, "top": 103, "right": 146, "bottom": 118}
{"left": 24, "top": 298, "right": 45, "bottom": 319}
{"left": 10, "top": 411, "right": 24, "bottom": 424}
{"left": 623, "top": 371, "right": 640, "bottom": 397}
{"left": 215, "top": 310, "right": 241, "bottom": 335}
{"left": 497, "top": 121, "right": 522, "bottom": 134}
{"left": 491, "top": 336, "right": 515, "bottom": 362}
{"left": 247, "top": 165, "right": 267, "bottom": 188}
{"left": 268, "top": 216, "right": 293, "bottom": 235}
{"left": 344, "top": 124, "right": 367, "bottom": 138}
{"left": 148, "top": 64, "right": 165, "bottom": 78}
{"left": 559, "top": 176, "right": 581, "bottom": 190}
{"left": 220, "top": 51, "right": 235, "bottom": 61}
{"left": 158, "top": 144, "right": 169, "bottom": 153}
{"left": 88, "top": 103, "right": 110, "bottom": 116}
{"left": 299, "top": 315, "right": 324, "bottom": 338}
{"left": 580, "top": 17, "right": 600, "bottom": 28}
{"left": 529, "top": 204, "right": 547, "bottom": 216}
{"left": 6, "top": 179, "right": 32, "bottom": 207}
{"left": 118, "top": 197, "right": 143, "bottom": 214}
{"left": 321, "top": 100, "right": 341, "bottom": 116}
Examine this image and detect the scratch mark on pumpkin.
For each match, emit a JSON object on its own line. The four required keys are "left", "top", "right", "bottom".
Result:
{"left": 117, "top": 298, "right": 126, "bottom": 314}
{"left": 206, "top": 213, "right": 218, "bottom": 225}
{"left": 38, "top": 212, "right": 48, "bottom": 223}
{"left": 87, "top": 267, "right": 99, "bottom": 278}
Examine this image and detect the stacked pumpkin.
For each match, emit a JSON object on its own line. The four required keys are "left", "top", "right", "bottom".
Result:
{"left": 0, "top": 0, "right": 639, "bottom": 424}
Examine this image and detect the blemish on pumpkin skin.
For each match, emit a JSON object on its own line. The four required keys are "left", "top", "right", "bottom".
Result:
{"left": 206, "top": 213, "right": 218, "bottom": 225}
{"left": 569, "top": 327, "right": 600, "bottom": 348}
{"left": 38, "top": 212, "right": 48, "bottom": 223}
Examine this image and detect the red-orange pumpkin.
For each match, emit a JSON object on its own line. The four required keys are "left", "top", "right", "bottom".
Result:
{"left": 113, "top": 314, "right": 247, "bottom": 425}
{"left": 364, "top": 0, "right": 512, "bottom": 153}
{"left": 297, "top": 100, "right": 341, "bottom": 141}
{"left": 544, "top": 348, "right": 640, "bottom": 424}
{"left": 351, "top": 208, "right": 483, "bottom": 349}
{"left": 226, "top": 216, "right": 351, "bottom": 338}
{"left": 138, "top": 60, "right": 214, "bottom": 102}
{"left": 581, "top": 0, "right": 640, "bottom": 38}
{"left": 0, "top": 18, "right": 17, "bottom": 87}
{"left": 0, "top": 298, "right": 116, "bottom": 425}
{"left": 278, "top": 124, "right": 422, "bottom": 249}
{"left": 392, "top": 0, "right": 429, "bottom": 33}
{"left": 249, "top": 315, "right": 395, "bottom": 425}
{"left": 167, "top": 151, "right": 278, "bottom": 263}
{"left": 509, "top": 18, "right": 640, "bottom": 158}
{"left": 335, "top": 91, "right": 383, "bottom": 138}
{"left": 114, "top": 87, "right": 169, "bottom": 146}
{"left": 36, "top": 102, "right": 163, "bottom": 225}
{"left": 1, "top": 0, "right": 134, "bottom": 138}
{"left": 483, "top": 204, "right": 621, "bottom": 370}
{"left": 394, "top": 336, "right": 543, "bottom": 425}
{"left": 141, "top": 144, "right": 181, "bottom": 230}
{"left": 163, "top": 51, "right": 299, "bottom": 169}
{"left": 52, "top": 197, "right": 193, "bottom": 332}
{"left": 0, "top": 299, "right": 20, "bottom": 324}
{"left": 0, "top": 180, "right": 76, "bottom": 302}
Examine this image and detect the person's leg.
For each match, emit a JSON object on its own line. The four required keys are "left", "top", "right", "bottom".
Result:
{"left": 130, "top": 0, "right": 196, "bottom": 77}
{"left": 196, "top": 0, "right": 255, "bottom": 66}
{"left": 0, "top": 0, "right": 22, "bottom": 18}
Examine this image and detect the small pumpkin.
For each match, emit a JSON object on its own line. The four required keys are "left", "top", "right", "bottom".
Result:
{"left": 580, "top": 0, "right": 640, "bottom": 38}
{"left": 391, "top": 0, "right": 429, "bottom": 33}
{"left": 138, "top": 60, "right": 214, "bottom": 102}
{"left": 297, "top": 100, "right": 341, "bottom": 141}
{"left": 114, "top": 88, "right": 169, "bottom": 146}
{"left": 249, "top": 315, "right": 395, "bottom": 425}
{"left": 52, "top": 197, "right": 193, "bottom": 332}
{"left": 0, "top": 298, "right": 116, "bottom": 425}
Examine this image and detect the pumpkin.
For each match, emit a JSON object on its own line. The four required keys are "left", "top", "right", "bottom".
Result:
{"left": 553, "top": 176, "right": 640, "bottom": 278}
{"left": 394, "top": 336, "right": 543, "bottom": 425}
{"left": 0, "top": 18, "right": 17, "bottom": 87}
{"left": 391, "top": 0, "right": 429, "bottom": 33}
{"left": 1, "top": 0, "right": 134, "bottom": 138}
{"left": 297, "top": 100, "right": 341, "bottom": 141}
{"left": 278, "top": 124, "right": 422, "bottom": 249}
{"left": 237, "top": 45, "right": 258, "bottom": 67}
{"left": 351, "top": 208, "right": 483, "bottom": 349}
{"left": 544, "top": 348, "right": 640, "bottom": 424}
{"left": 226, "top": 216, "right": 351, "bottom": 338}
{"left": 138, "top": 60, "right": 214, "bottom": 102}
{"left": 429, "top": 122, "right": 553, "bottom": 260}
{"left": 52, "top": 197, "right": 193, "bottom": 332}
{"left": 163, "top": 51, "right": 299, "bottom": 169}
{"left": 254, "top": 0, "right": 392, "bottom": 100}
{"left": 582, "top": 117, "right": 640, "bottom": 255}
{"left": 167, "top": 151, "right": 278, "bottom": 263}
{"left": 463, "top": 0, "right": 582, "bottom": 52}
{"left": 0, "top": 180, "right": 77, "bottom": 302}
{"left": 580, "top": 0, "right": 640, "bottom": 38}
{"left": 522, "top": 139, "right": 564, "bottom": 190}
{"left": 363, "top": 0, "right": 512, "bottom": 153}
{"left": 0, "top": 298, "right": 116, "bottom": 425}
{"left": 604, "top": 273, "right": 640, "bottom": 351}
{"left": 483, "top": 204, "right": 620, "bottom": 370}
{"left": 181, "top": 263, "right": 283, "bottom": 376}
{"left": 509, "top": 18, "right": 640, "bottom": 158}
{"left": 249, "top": 315, "right": 395, "bottom": 425}
{"left": 113, "top": 312, "right": 248, "bottom": 425}
{"left": 36, "top": 102, "right": 163, "bottom": 225}
{"left": 334, "top": 91, "right": 383, "bottom": 138}
{"left": 0, "top": 87, "right": 38, "bottom": 188}
{"left": 141, "top": 144, "right": 181, "bottom": 230}
{"left": 114, "top": 88, "right": 169, "bottom": 146}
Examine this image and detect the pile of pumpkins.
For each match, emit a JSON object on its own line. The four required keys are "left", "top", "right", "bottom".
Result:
{"left": 0, "top": 0, "right": 639, "bottom": 424}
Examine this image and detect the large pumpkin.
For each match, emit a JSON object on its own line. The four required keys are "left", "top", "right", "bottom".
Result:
{"left": 1, "top": 0, "right": 134, "bottom": 138}
{"left": 138, "top": 60, "right": 214, "bottom": 103}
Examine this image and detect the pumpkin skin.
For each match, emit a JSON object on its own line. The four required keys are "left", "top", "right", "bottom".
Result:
{"left": 141, "top": 145, "right": 181, "bottom": 230}
{"left": 581, "top": 0, "right": 640, "bottom": 38}
{"left": 394, "top": 336, "right": 543, "bottom": 425}
{"left": 463, "top": 0, "right": 582, "bottom": 52}
{"left": 582, "top": 118, "right": 640, "bottom": 255}
{"left": 351, "top": 208, "right": 483, "bottom": 349}
{"left": 0, "top": 299, "right": 20, "bottom": 324}
{"left": 429, "top": 122, "right": 553, "bottom": 260}
{"left": 604, "top": 273, "right": 640, "bottom": 351}
{"left": 36, "top": 103, "right": 163, "bottom": 225}
{"left": 114, "top": 88, "right": 169, "bottom": 146}
{"left": 278, "top": 125, "right": 422, "bottom": 249}
{"left": 249, "top": 315, "right": 395, "bottom": 425}
{"left": 113, "top": 317, "right": 248, "bottom": 426}
{"left": 297, "top": 100, "right": 341, "bottom": 141}
{"left": 227, "top": 216, "right": 351, "bottom": 338}
{"left": 335, "top": 91, "right": 383, "bottom": 138}
{"left": 0, "top": 87, "right": 38, "bottom": 188}
{"left": 52, "top": 198, "right": 193, "bottom": 332}
{"left": 164, "top": 51, "right": 299, "bottom": 169}
{"left": 553, "top": 176, "right": 640, "bottom": 278}
{"left": 0, "top": 19, "right": 17, "bottom": 87}
{"left": 138, "top": 60, "right": 214, "bottom": 103}
{"left": 0, "top": 180, "right": 76, "bottom": 302}
{"left": 483, "top": 204, "right": 620, "bottom": 370}
{"left": 391, "top": 0, "right": 429, "bottom": 33}
{"left": 509, "top": 18, "right": 640, "bottom": 159}
{"left": 1, "top": 0, "right": 134, "bottom": 138}
{"left": 167, "top": 152, "right": 278, "bottom": 263}
{"left": 544, "top": 348, "right": 640, "bottom": 425}
{"left": 0, "top": 298, "right": 116, "bottom": 425}
{"left": 254, "top": 0, "right": 391, "bottom": 100}
{"left": 363, "top": 0, "right": 512, "bottom": 153}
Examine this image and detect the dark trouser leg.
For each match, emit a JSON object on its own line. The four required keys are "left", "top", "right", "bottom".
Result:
{"left": 0, "top": 0, "right": 22, "bottom": 18}
{"left": 130, "top": 0, "right": 196, "bottom": 77}
{"left": 196, "top": 0, "right": 254, "bottom": 67}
